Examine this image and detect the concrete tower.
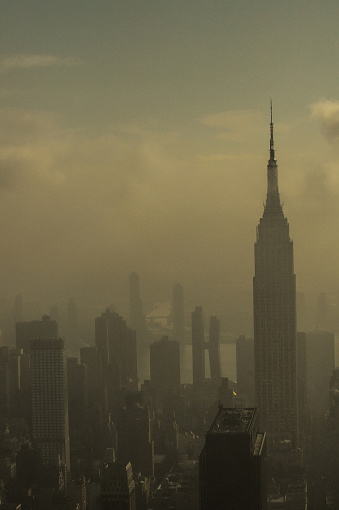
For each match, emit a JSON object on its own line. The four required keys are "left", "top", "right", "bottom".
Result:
{"left": 191, "top": 306, "right": 205, "bottom": 390}
{"left": 253, "top": 105, "right": 298, "bottom": 446}
{"left": 172, "top": 283, "right": 184, "bottom": 344}
{"left": 30, "top": 338, "right": 70, "bottom": 473}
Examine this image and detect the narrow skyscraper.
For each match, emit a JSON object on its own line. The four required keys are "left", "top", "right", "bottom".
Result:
{"left": 253, "top": 105, "right": 298, "bottom": 446}
{"left": 172, "top": 283, "right": 184, "bottom": 344}
{"left": 30, "top": 338, "right": 70, "bottom": 473}
{"left": 191, "top": 306, "right": 205, "bottom": 390}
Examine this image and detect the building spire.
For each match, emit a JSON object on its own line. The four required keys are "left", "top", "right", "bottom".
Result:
{"left": 265, "top": 100, "right": 282, "bottom": 214}
{"left": 269, "top": 100, "right": 275, "bottom": 162}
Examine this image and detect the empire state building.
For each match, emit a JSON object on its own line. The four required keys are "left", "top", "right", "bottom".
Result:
{"left": 253, "top": 106, "right": 298, "bottom": 446}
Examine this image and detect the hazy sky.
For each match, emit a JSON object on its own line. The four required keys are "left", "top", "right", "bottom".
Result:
{"left": 1, "top": 1, "right": 339, "bottom": 316}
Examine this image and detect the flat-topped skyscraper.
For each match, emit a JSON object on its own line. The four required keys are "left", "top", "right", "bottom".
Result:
{"left": 253, "top": 106, "right": 298, "bottom": 446}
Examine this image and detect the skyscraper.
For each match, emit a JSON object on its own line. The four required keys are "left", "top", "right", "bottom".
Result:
{"left": 253, "top": 106, "right": 298, "bottom": 446}
{"left": 16, "top": 314, "right": 58, "bottom": 354}
{"left": 101, "top": 461, "right": 136, "bottom": 510}
{"left": 191, "top": 306, "right": 205, "bottom": 390}
{"left": 95, "top": 309, "right": 137, "bottom": 393}
{"left": 172, "top": 283, "right": 184, "bottom": 345}
{"left": 30, "top": 338, "right": 70, "bottom": 473}
{"left": 236, "top": 335, "right": 255, "bottom": 406}
{"left": 128, "top": 272, "right": 144, "bottom": 336}
{"left": 150, "top": 336, "right": 180, "bottom": 407}
{"left": 199, "top": 406, "right": 266, "bottom": 510}
{"left": 208, "top": 315, "right": 221, "bottom": 380}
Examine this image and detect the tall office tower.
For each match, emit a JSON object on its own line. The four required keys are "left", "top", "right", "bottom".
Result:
{"left": 128, "top": 272, "right": 144, "bottom": 335}
{"left": 0, "top": 347, "right": 10, "bottom": 420}
{"left": 200, "top": 407, "right": 266, "bottom": 510}
{"left": 304, "top": 331, "right": 335, "bottom": 423}
{"left": 30, "top": 338, "right": 70, "bottom": 473}
{"left": 16, "top": 314, "right": 58, "bottom": 354}
{"left": 326, "top": 368, "right": 339, "bottom": 508}
{"left": 14, "top": 294, "right": 23, "bottom": 323}
{"left": 101, "top": 461, "right": 136, "bottom": 510}
{"left": 253, "top": 107, "right": 298, "bottom": 446}
{"left": 117, "top": 393, "right": 154, "bottom": 477}
{"left": 236, "top": 335, "right": 255, "bottom": 406}
{"left": 80, "top": 346, "right": 103, "bottom": 405}
{"left": 208, "top": 315, "right": 221, "bottom": 380}
{"left": 95, "top": 309, "right": 137, "bottom": 393}
{"left": 150, "top": 336, "right": 180, "bottom": 407}
{"left": 296, "top": 332, "right": 307, "bottom": 439}
{"left": 67, "top": 358, "right": 88, "bottom": 430}
{"left": 218, "top": 378, "right": 234, "bottom": 408}
{"left": 192, "top": 306, "right": 205, "bottom": 390}
{"left": 172, "top": 283, "right": 184, "bottom": 344}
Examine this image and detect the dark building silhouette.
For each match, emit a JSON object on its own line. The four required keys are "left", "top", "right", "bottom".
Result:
{"left": 95, "top": 309, "right": 137, "bottom": 393}
{"left": 218, "top": 378, "right": 234, "bottom": 408}
{"left": 236, "top": 335, "right": 255, "bottom": 406}
{"left": 305, "top": 331, "right": 334, "bottom": 424}
{"left": 150, "top": 336, "right": 180, "bottom": 407}
{"left": 67, "top": 357, "right": 88, "bottom": 430}
{"left": 326, "top": 368, "right": 339, "bottom": 507}
{"left": 253, "top": 107, "right": 298, "bottom": 446}
{"left": 14, "top": 294, "right": 23, "bottom": 323}
{"left": 16, "top": 314, "right": 58, "bottom": 354}
{"left": 200, "top": 406, "right": 266, "bottom": 510}
{"left": 172, "top": 283, "right": 185, "bottom": 345}
{"left": 0, "top": 347, "right": 10, "bottom": 420}
{"left": 296, "top": 332, "right": 307, "bottom": 439}
{"left": 80, "top": 346, "right": 103, "bottom": 406}
{"left": 192, "top": 306, "right": 205, "bottom": 390}
{"left": 30, "top": 338, "right": 70, "bottom": 474}
{"left": 101, "top": 461, "right": 136, "bottom": 510}
{"left": 208, "top": 315, "right": 221, "bottom": 380}
{"left": 128, "top": 272, "right": 145, "bottom": 337}
{"left": 117, "top": 394, "right": 154, "bottom": 477}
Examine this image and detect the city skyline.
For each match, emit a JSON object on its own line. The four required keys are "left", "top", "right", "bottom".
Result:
{"left": 0, "top": 2, "right": 338, "bottom": 313}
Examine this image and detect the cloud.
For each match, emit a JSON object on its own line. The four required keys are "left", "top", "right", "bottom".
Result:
{"left": 311, "top": 99, "right": 339, "bottom": 142}
{"left": 0, "top": 54, "right": 84, "bottom": 73}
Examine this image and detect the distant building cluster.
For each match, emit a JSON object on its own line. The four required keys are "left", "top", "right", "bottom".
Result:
{"left": 0, "top": 110, "right": 338, "bottom": 509}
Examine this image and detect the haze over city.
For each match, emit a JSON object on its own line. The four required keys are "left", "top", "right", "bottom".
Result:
{"left": 0, "top": 1, "right": 339, "bottom": 323}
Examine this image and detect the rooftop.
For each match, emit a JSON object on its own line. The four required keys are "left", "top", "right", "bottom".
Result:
{"left": 208, "top": 407, "right": 257, "bottom": 434}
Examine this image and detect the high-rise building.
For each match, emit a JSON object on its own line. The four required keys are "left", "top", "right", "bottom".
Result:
{"left": 304, "top": 331, "right": 335, "bottom": 423}
{"left": 172, "top": 283, "right": 184, "bottom": 344}
{"left": 199, "top": 406, "right": 266, "bottom": 510}
{"left": 117, "top": 393, "right": 154, "bottom": 477}
{"left": 95, "top": 309, "right": 137, "bottom": 393}
{"left": 30, "top": 338, "right": 70, "bottom": 473}
{"left": 0, "top": 347, "right": 10, "bottom": 420}
{"left": 128, "top": 272, "right": 144, "bottom": 335}
{"left": 101, "top": 461, "right": 136, "bottom": 510}
{"left": 192, "top": 306, "right": 205, "bottom": 390}
{"left": 236, "top": 335, "right": 255, "bottom": 406}
{"left": 150, "top": 336, "right": 180, "bottom": 406}
{"left": 253, "top": 106, "right": 298, "bottom": 446}
{"left": 16, "top": 315, "right": 58, "bottom": 354}
{"left": 208, "top": 315, "right": 221, "bottom": 380}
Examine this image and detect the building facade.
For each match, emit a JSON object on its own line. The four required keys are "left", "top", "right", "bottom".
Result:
{"left": 150, "top": 336, "right": 180, "bottom": 406}
{"left": 30, "top": 338, "right": 70, "bottom": 473}
{"left": 253, "top": 108, "right": 298, "bottom": 446}
{"left": 200, "top": 406, "right": 266, "bottom": 510}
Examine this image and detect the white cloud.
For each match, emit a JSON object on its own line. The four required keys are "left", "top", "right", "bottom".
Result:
{"left": 311, "top": 99, "right": 339, "bottom": 142}
{"left": 0, "top": 54, "right": 84, "bottom": 73}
